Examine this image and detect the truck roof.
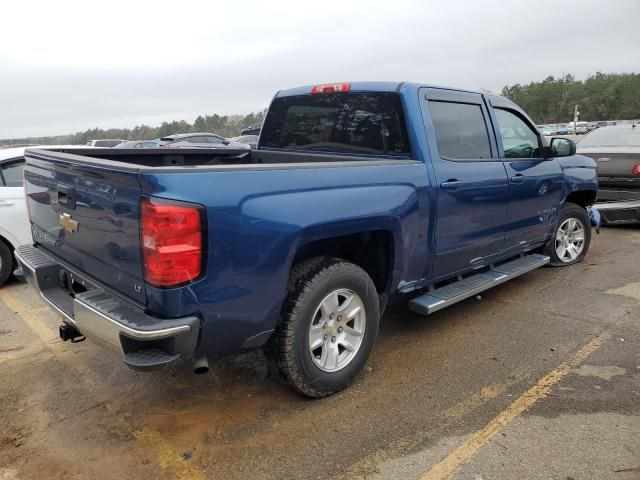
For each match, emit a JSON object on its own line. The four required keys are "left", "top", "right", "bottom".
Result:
{"left": 274, "top": 81, "right": 490, "bottom": 98}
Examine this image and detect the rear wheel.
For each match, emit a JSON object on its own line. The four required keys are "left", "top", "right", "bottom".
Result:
{"left": 544, "top": 202, "right": 591, "bottom": 266}
{"left": 0, "top": 241, "right": 13, "bottom": 286}
{"left": 268, "top": 258, "right": 380, "bottom": 397}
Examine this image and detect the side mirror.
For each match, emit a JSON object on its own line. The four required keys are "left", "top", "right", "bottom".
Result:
{"left": 548, "top": 137, "right": 576, "bottom": 157}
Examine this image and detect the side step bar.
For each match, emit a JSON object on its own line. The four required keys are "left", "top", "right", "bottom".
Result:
{"left": 409, "top": 254, "right": 550, "bottom": 315}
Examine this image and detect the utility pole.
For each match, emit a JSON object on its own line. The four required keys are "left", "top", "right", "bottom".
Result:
{"left": 573, "top": 104, "right": 580, "bottom": 135}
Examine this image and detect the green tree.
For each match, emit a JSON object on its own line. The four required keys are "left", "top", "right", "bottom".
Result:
{"left": 501, "top": 72, "right": 640, "bottom": 123}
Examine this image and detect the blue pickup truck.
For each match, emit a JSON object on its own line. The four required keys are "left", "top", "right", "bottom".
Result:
{"left": 16, "top": 82, "right": 599, "bottom": 397}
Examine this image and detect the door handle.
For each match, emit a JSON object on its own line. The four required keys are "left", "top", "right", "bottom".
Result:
{"left": 0, "top": 200, "right": 15, "bottom": 207}
{"left": 510, "top": 174, "right": 525, "bottom": 184}
{"left": 440, "top": 180, "right": 462, "bottom": 190}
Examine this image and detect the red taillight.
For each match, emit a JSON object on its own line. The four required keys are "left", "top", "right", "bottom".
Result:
{"left": 632, "top": 162, "right": 640, "bottom": 176}
{"left": 140, "top": 197, "right": 203, "bottom": 287}
{"left": 310, "top": 83, "right": 351, "bottom": 94}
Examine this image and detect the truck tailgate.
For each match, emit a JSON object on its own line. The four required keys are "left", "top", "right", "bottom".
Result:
{"left": 24, "top": 150, "right": 146, "bottom": 305}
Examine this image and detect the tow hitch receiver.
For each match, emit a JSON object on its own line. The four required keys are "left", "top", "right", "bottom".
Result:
{"left": 59, "top": 324, "right": 85, "bottom": 343}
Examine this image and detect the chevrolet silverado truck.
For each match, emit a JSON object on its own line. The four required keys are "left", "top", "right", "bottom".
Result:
{"left": 16, "top": 82, "right": 599, "bottom": 397}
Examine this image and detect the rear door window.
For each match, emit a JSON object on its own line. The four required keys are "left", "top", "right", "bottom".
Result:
{"left": 428, "top": 101, "right": 492, "bottom": 160}
{"left": 260, "top": 93, "right": 411, "bottom": 156}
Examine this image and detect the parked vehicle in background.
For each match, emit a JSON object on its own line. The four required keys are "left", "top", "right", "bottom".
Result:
{"left": 578, "top": 124, "right": 640, "bottom": 224}
{"left": 159, "top": 132, "right": 226, "bottom": 146}
{"left": 86, "top": 139, "right": 126, "bottom": 147}
{"left": 567, "top": 122, "right": 589, "bottom": 134}
{"left": 0, "top": 148, "right": 29, "bottom": 285}
{"left": 17, "top": 81, "right": 598, "bottom": 397}
{"left": 556, "top": 125, "right": 570, "bottom": 135}
{"left": 114, "top": 140, "right": 159, "bottom": 149}
{"left": 159, "top": 132, "right": 250, "bottom": 151}
{"left": 228, "top": 135, "right": 259, "bottom": 149}
{"left": 539, "top": 126, "right": 555, "bottom": 136}
{"left": 240, "top": 123, "right": 262, "bottom": 135}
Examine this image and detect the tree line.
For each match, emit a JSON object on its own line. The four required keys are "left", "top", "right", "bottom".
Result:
{"left": 501, "top": 72, "right": 640, "bottom": 124}
{"left": 1, "top": 111, "right": 265, "bottom": 146}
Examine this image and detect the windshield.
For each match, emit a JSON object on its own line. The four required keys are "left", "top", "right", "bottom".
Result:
{"left": 260, "top": 92, "right": 411, "bottom": 156}
{"left": 578, "top": 127, "right": 640, "bottom": 147}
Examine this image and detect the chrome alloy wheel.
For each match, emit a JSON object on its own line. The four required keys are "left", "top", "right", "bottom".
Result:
{"left": 555, "top": 218, "right": 586, "bottom": 262}
{"left": 308, "top": 288, "right": 366, "bottom": 373}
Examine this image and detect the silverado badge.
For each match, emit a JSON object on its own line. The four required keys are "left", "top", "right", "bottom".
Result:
{"left": 59, "top": 213, "right": 79, "bottom": 233}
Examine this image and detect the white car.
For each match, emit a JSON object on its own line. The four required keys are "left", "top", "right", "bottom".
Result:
{"left": 0, "top": 147, "right": 30, "bottom": 284}
{"left": 0, "top": 145, "right": 89, "bottom": 285}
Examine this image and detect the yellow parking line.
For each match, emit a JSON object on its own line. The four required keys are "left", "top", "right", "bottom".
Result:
{"left": 342, "top": 382, "right": 508, "bottom": 478}
{"left": 421, "top": 332, "right": 610, "bottom": 480}
{"left": 0, "top": 288, "right": 205, "bottom": 480}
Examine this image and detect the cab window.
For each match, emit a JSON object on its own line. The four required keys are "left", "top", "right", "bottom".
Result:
{"left": 261, "top": 92, "right": 411, "bottom": 157}
{"left": 494, "top": 109, "right": 541, "bottom": 158}
{"left": 429, "top": 101, "right": 492, "bottom": 160}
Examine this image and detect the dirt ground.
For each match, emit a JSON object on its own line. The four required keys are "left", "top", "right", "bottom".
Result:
{"left": 1, "top": 226, "right": 639, "bottom": 480}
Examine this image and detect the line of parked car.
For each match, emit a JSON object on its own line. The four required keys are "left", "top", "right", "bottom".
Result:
{"left": 536, "top": 121, "right": 618, "bottom": 136}
{"left": 86, "top": 132, "right": 260, "bottom": 150}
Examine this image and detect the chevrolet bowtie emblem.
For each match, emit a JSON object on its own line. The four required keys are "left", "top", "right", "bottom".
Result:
{"left": 59, "top": 213, "right": 79, "bottom": 233}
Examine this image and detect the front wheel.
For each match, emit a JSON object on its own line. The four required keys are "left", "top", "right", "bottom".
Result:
{"left": 544, "top": 202, "right": 592, "bottom": 266}
{"left": 268, "top": 258, "right": 380, "bottom": 397}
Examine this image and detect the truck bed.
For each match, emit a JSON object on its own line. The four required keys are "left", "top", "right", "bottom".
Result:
{"left": 27, "top": 147, "right": 414, "bottom": 171}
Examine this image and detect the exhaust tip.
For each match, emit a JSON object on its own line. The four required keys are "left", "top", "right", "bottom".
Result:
{"left": 193, "top": 355, "right": 209, "bottom": 375}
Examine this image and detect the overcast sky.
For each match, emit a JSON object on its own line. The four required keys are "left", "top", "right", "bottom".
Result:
{"left": 1, "top": 0, "right": 638, "bottom": 139}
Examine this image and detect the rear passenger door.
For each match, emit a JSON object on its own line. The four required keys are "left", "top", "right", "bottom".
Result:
{"left": 422, "top": 89, "right": 509, "bottom": 279}
{"left": 487, "top": 98, "right": 563, "bottom": 249}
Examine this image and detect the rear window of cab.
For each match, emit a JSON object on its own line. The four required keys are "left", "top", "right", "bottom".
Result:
{"left": 260, "top": 92, "right": 411, "bottom": 157}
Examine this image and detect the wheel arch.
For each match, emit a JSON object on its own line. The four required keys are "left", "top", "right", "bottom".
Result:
{"left": 291, "top": 229, "right": 396, "bottom": 296}
{"left": 563, "top": 189, "right": 597, "bottom": 208}
{"left": 0, "top": 232, "right": 17, "bottom": 256}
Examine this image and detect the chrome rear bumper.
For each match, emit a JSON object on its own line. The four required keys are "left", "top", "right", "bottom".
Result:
{"left": 15, "top": 244, "right": 199, "bottom": 370}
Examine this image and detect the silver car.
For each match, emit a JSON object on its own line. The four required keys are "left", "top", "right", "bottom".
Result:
{"left": 159, "top": 133, "right": 250, "bottom": 151}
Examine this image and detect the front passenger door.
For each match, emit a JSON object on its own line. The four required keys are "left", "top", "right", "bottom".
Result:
{"left": 489, "top": 105, "right": 563, "bottom": 250}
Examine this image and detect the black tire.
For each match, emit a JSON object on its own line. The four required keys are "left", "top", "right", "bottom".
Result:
{"left": 267, "top": 258, "right": 380, "bottom": 397}
{"left": 0, "top": 241, "right": 13, "bottom": 286}
{"left": 543, "top": 202, "right": 591, "bottom": 267}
